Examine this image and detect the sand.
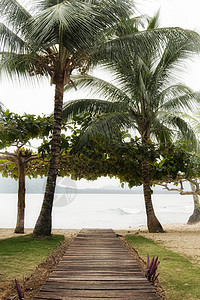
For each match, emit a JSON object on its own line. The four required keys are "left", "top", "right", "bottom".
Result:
{"left": 0, "top": 228, "right": 80, "bottom": 239}
{"left": 1, "top": 223, "right": 200, "bottom": 265}
{"left": 116, "top": 222, "right": 200, "bottom": 265}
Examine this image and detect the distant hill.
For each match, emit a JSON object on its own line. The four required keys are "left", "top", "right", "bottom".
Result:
{"left": 0, "top": 176, "right": 45, "bottom": 194}
{"left": 0, "top": 175, "right": 176, "bottom": 194}
{"left": 0, "top": 175, "right": 140, "bottom": 194}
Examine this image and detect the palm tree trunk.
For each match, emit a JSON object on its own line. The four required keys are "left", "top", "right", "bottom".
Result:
{"left": 187, "top": 182, "right": 200, "bottom": 224}
{"left": 140, "top": 133, "right": 164, "bottom": 233}
{"left": 33, "top": 76, "right": 64, "bottom": 237}
{"left": 142, "top": 160, "right": 164, "bottom": 232}
{"left": 15, "top": 156, "right": 25, "bottom": 234}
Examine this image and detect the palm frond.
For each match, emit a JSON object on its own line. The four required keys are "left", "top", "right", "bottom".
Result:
{"left": 160, "top": 89, "right": 200, "bottom": 113}
{"left": 0, "top": 23, "right": 26, "bottom": 53}
{"left": 149, "top": 29, "right": 200, "bottom": 95}
{"left": 181, "top": 113, "right": 200, "bottom": 135}
{"left": 62, "top": 98, "right": 127, "bottom": 120}
{"left": 29, "top": 0, "right": 133, "bottom": 52}
{"left": 113, "top": 14, "right": 150, "bottom": 37}
{"left": 29, "top": 0, "right": 65, "bottom": 11}
{"left": 160, "top": 112, "right": 198, "bottom": 148}
{"left": 147, "top": 10, "right": 160, "bottom": 30}
{"left": 151, "top": 117, "right": 173, "bottom": 143}
{"left": 65, "top": 74, "right": 131, "bottom": 104}
{"left": 0, "top": 102, "right": 6, "bottom": 112}
{"left": 29, "top": 2, "right": 98, "bottom": 51}
{"left": 92, "top": 0, "right": 133, "bottom": 26}
{"left": 0, "top": 52, "right": 49, "bottom": 79}
{"left": 92, "top": 27, "right": 200, "bottom": 67}
{"left": 74, "top": 111, "right": 135, "bottom": 148}
{"left": 0, "top": 0, "right": 31, "bottom": 31}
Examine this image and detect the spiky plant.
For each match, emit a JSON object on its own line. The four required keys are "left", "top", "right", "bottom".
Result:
{"left": 146, "top": 254, "right": 160, "bottom": 283}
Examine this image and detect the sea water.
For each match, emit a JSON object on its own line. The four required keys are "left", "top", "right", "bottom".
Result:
{"left": 0, "top": 193, "right": 194, "bottom": 229}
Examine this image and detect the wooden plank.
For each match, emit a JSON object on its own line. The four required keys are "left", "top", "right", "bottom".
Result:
{"left": 54, "top": 267, "right": 142, "bottom": 272}
{"left": 34, "top": 229, "right": 160, "bottom": 299}
{"left": 41, "top": 283, "right": 155, "bottom": 291}
{"left": 34, "top": 290, "right": 160, "bottom": 299}
{"left": 47, "top": 278, "right": 147, "bottom": 282}
{"left": 35, "top": 298, "right": 156, "bottom": 300}
{"left": 34, "top": 297, "right": 158, "bottom": 300}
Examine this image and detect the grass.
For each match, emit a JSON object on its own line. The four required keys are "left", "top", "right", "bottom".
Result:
{"left": 126, "top": 234, "right": 200, "bottom": 300}
{"left": 0, "top": 234, "right": 64, "bottom": 281}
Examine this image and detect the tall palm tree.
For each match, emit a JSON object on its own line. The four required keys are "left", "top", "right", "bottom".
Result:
{"left": 63, "top": 25, "right": 200, "bottom": 232}
{"left": 0, "top": 0, "right": 133, "bottom": 236}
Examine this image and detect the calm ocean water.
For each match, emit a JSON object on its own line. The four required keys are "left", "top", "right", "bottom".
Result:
{"left": 0, "top": 193, "right": 194, "bottom": 229}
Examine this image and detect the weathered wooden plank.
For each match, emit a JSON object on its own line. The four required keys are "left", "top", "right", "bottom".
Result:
{"left": 51, "top": 266, "right": 142, "bottom": 271}
{"left": 34, "top": 296, "right": 159, "bottom": 300}
{"left": 62, "top": 255, "right": 133, "bottom": 258}
{"left": 47, "top": 278, "right": 147, "bottom": 282}
{"left": 36, "top": 298, "right": 156, "bottom": 300}
{"left": 41, "top": 282, "right": 155, "bottom": 291}
{"left": 39, "top": 288, "right": 157, "bottom": 295}
{"left": 42, "top": 279, "right": 153, "bottom": 286}
{"left": 52, "top": 266, "right": 142, "bottom": 270}
{"left": 34, "top": 290, "right": 160, "bottom": 299}
{"left": 62, "top": 249, "right": 132, "bottom": 252}
{"left": 51, "top": 269, "right": 143, "bottom": 274}
{"left": 50, "top": 271, "right": 145, "bottom": 277}
{"left": 54, "top": 268, "right": 142, "bottom": 272}
{"left": 34, "top": 229, "right": 159, "bottom": 300}
{"left": 49, "top": 275, "right": 147, "bottom": 280}
{"left": 59, "top": 260, "right": 137, "bottom": 263}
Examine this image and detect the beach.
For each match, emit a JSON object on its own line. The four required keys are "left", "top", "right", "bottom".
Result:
{"left": 1, "top": 222, "right": 200, "bottom": 265}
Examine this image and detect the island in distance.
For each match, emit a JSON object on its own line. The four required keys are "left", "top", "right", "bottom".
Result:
{"left": 0, "top": 175, "right": 178, "bottom": 194}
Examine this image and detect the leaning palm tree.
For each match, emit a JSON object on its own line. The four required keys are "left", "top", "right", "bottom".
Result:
{"left": 0, "top": 0, "right": 133, "bottom": 236}
{"left": 63, "top": 25, "right": 200, "bottom": 232}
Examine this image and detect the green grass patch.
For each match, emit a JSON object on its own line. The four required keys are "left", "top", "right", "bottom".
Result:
{"left": 0, "top": 234, "right": 64, "bottom": 281}
{"left": 126, "top": 234, "right": 200, "bottom": 300}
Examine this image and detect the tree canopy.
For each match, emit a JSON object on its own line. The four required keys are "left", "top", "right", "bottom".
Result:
{"left": 0, "top": 110, "right": 52, "bottom": 233}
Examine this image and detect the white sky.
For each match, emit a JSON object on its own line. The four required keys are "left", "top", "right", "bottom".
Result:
{"left": 1, "top": 0, "right": 200, "bottom": 115}
{"left": 1, "top": 0, "right": 200, "bottom": 188}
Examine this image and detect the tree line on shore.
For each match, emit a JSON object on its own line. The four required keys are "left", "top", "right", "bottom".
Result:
{"left": 1, "top": 0, "right": 200, "bottom": 235}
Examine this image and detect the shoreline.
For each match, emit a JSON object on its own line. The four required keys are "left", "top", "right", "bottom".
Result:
{"left": 1, "top": 222, "right": 200, "bottom": 238}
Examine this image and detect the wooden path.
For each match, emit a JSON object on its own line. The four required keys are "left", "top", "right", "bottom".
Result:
{"left": 34, "top": 229, "right": 160, "bottom": 299}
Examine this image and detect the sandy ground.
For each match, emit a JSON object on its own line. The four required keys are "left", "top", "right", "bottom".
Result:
{"left": 116, "top": 222, "right": 200, "bottom": 265}
{"left": 1, "top": 223, "right": 200, "bottom": 265}
{"left": 0, "top": 228, "right": 80, "bottom": 239}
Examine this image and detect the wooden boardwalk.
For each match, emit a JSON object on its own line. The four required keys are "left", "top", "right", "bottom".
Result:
{"left": 34, "top": 229, "right": 160, "bottom": 299}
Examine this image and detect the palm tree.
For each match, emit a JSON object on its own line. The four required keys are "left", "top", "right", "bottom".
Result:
{"left": 63, "top": 24, "right": 200, "bottom": 232}
{"left": 0, "top": 0, "right": 133, "bottom": 236}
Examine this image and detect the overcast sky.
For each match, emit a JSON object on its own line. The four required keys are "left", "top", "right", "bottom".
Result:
{"left": 1, "top": 0, "right": 200, "bottom": 188}
{"left": 1, "top": 0, "right": 200, "bottom": 115}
